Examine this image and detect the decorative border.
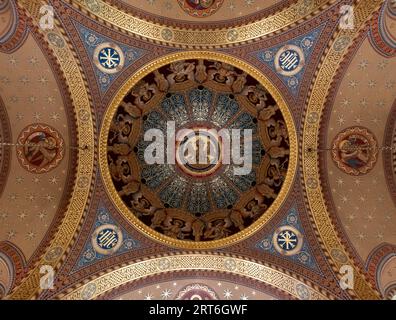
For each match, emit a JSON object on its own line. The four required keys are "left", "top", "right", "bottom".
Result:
{"left": 99, "top": 51, "right": 298, "bottom": 250}
{"left": 301, "top": 0, "right": 383, "bottom": 300}
{"left": 383, "top": 99, "right": 396, "bottom": 208}
{"left": 0, "top": 95, "right": 11, "bottom": 197}
{"left": 59, "top": 254, "right": 331, "bottom": 300}
{"left": 8, "top": 0, "right": 95, "bottom": 299}
{"left": 331, "top": 126, "right": 378, "bottom": 176}
{"left": 66, "top": 0, "right": 336, "bottom": 48}
{"left": 366, "top": 243, "right": 396, "bottom": 294}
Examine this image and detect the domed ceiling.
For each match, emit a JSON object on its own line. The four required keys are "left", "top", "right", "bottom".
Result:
{"left": 0, "top": 0, "right": 395, "bottom": 300}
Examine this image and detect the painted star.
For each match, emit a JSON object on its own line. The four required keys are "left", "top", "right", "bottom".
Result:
{"left": 9, "top": 57, "right": 17, "bottom": 65}
{"left": 38, "top": 76, "right": 49, "bottom": 85}
{"left": 224, "top": 289, "right": 233, "bottom": 299}
{"left": 7, "top": 230, "right": 16, "bottom": 239}
{"left": 38, "top": 211, "right": 47, "bottom": 220}
{"left": 19, "top": 76, "right": 30, "bottom": 85}
{"left": 349, "top": 80, "right": 358, "bottom": 88}
{"left": 49, "top": 176, "right": 58, "bottom": 184}
{"left": 29, "top": 57, "right": 39, "bottom": 65}
{"left": 50, "top": 112, "right": 60, "bottom": 121}
{"left": 337, "top": 115, "right": 346, "bottom": 126}
{"left": 144, "top": 293, "right": 154, "bottom": 300}
{"left": 161, "top": 289, "right": 172, "bottom": 300}
{"left": 26, "top": 231, "right": 36, "bottom": 240}
{"left": 358, "top": 60, "right": 368, "bottom": 70}
{"left": 16, "top": 176, "right": 24, "bottom": 183}
{"left": 18, "top": 212, "right": 27, "bottom": 220}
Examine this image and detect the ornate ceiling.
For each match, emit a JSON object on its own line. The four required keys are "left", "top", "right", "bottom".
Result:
{"left": 0, "top": 0, "right": 395, "bottom": 300}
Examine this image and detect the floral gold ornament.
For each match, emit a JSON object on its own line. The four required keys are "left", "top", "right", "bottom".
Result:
{"left": 302, "top": 0, "right": 384, "bottom": 300}
{"left": 100, "top": 51, "right": 297, "bottom": 249}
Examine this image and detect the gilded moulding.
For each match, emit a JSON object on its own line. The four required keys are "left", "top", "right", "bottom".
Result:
{"left": 302, "top": 0, "right": 384, "bottom": 300}
{"left": 8, "top": 0, "right": 95, "bottom": 299}
{"left": 99, "top": 51, "right": 298, "bottom": 250}
{"left": 68, "top": 0, "right": 336, "bottom": 48}
{"left": 60, "top": 254, "right": 332, "bottom": 300}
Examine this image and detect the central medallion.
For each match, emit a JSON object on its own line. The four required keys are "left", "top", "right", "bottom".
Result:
{"left": 100, "top": 52, "right": 297, "bottom": 248}
{"left": 175, "top": 128, "right": 222, "bottom": 178}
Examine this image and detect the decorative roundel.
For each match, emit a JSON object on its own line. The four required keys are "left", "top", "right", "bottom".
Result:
{"left": 295, "top": 283, "right": 310, "bottom": 300}
{"left": 274, "top": 45, "right": 305, "bottom": 77}
{"left": 176, "top": 284, "right": 219, "bottom": 300}
{"left": 93, "top": 42, "right": 125, "bottom": 74}
{"left": 16, "top": 124, "right": 64, "bottom": 174}
{"left": 100, "top": 52, "right": 298, "bottom": 249}
{"left": 331, "top": 127, "right": 378, "bottom": 176}
{"left": 273, "top": 225, "right": 303, "bottom": 256}
{"left": 177, "top": 0, "right": 224, "bottom": 18}
{"left": 91, "top": 224, "right": 123, "bottom": 255}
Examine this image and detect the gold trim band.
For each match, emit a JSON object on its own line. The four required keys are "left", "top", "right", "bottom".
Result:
{"left": 60, "top": 254, "right": 331, "bottom": 300}
{"left": 8, "top": 0, "right": 95, "bottom": 299}
{"left": 70, "top": 0, "right": 336, "bottom": 48}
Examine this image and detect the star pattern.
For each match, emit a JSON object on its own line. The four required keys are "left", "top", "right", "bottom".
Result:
{"left": 0, "top": 36, "right": 70, "bottom": 260}
{"left": 113, "top": 279, "right": 277, "bottom": 300}
{"left": 327, "top": 39, "right": 396, "bottom": 259}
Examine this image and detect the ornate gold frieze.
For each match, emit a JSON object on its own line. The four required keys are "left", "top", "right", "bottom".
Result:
{"left": 60, "top": 254, "right": 331, "bottom": 300}
{"left": 68, "top": 0, "right": 336, "bottom": 48}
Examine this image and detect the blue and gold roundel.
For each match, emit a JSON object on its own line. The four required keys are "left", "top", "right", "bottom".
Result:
{"left": 91, "top": 224, "right": 123, "bottom": 255}
{"left": 274, "top": 45, "right": 305, "bottom": 77}
{"left": 273, "top": 225, "right": 303, "bottom": 256}
{"left": 93, "top": 42, "right": 125, "bottom": 74}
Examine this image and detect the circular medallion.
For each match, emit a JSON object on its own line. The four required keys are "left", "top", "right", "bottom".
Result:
{"left": 93, "top": 42, "right": 125, "bottom": 74}
{"left": 81, "top": 283, "right": 97, "bottom": 300}
{"left": 273, "top": 225, "right": 303, "bottom": 256}
{"left": 47, "top": 32, "right": 65, "bottom": 48}
{"left": 177, "top": 0, "right": 224, "bottom": 18}
{"left": 274, "top": 45, "right": 305, "bottom": 77}
{"left": 295, "top": 283, "right": 310, "bottom": 300}
{"left": 91, "top": 224, "right": 123, "bottom": 255}
{"left": 176, "top": 284, "right": 219, "bottom": 300}
{"left": 16, "top": 124, "right": 64, "bottom": 174}
{"left": 331, "top": 127, "right": 378, "bottom": 176}
{"left": 100, "top": 52, "right": 297, "bottom": 249}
